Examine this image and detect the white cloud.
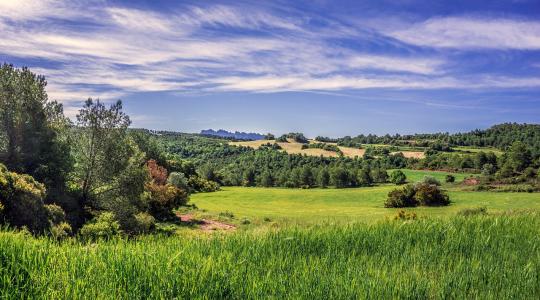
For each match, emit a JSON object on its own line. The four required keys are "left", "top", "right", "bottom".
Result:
{"left": 347, "top": 55, "right": 443, "bottom": 74}
{"left": 1, "top": 2, "right": 538, "bottom": 103}
{"left": 107, "top": 7, "right": 178, "bottom": 34}
{"left": 385, "top": 17, "right": 540, "bottom": 50}
{"left": 212, "top": 74, "right": 540, "bottom": 92}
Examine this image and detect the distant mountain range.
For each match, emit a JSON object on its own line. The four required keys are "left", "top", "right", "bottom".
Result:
{"left": 200, "top": 129, "right": 265, "bottom": 140}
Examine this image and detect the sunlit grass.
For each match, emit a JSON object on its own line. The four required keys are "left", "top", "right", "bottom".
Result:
{"left": 1, "top": 214, "right": 538, "bottom": 298}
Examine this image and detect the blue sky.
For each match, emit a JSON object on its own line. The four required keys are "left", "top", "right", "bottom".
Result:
{"left": 1, "top": 0, "right": 539, "bottom": 136}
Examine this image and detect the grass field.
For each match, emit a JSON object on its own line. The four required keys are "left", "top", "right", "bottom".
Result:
{"left": 187, "top": 170, "right": 540, "bottom": 225}
{"left": 191, "top": 186, "right": 540, "bottom": 225}
{"left": 1, "top": 214, "right": 538, "bottom": 298}
{"left": 2, "top": 171, "right": 539, "bottom": 298}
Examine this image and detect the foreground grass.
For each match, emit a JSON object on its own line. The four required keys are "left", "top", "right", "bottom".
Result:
{"left": 1, "top": 214, "right": 538, "bottom": 299}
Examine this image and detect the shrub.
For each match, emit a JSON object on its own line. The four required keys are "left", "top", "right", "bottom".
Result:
{"left": 385, "top": 183, "right": 450, "bottom": 208}
{"left": 371, "top": 168, "right": 388, "bottom": 183}
{"left": 168, "top": 172, "right": 190, "bottom": 192}
{"left": 413, "top": 182, "right": 450, "bottom": 206}
{"left": 188, "top": 176, "right": 220, "bottom": 192}
{"left": 241, "top": 218, "right": 251, "bottom": 225}
{"left": 219, "top": 211, "right": 235, "bottom": 219}
{"left": 445, "top": 175, "right": 456, "bottom": 183}
{"left": 146, "top": 183, "right": 188, "bottom": 221}
{"left": 79, "top": 212, "right": 121, "bottom": 240}
{"left": 385, "top": 184, "right": 417, "bottom": 208}
{"left": 422, "top": 176, "right": 441, "bottom": 186}
{"left": 389, "top": 170, "right": 407, "bottom": 185}
{"left": 0, "top": 164, "right": 49, "bottom": 233}
{"left": 482, "top": 163, "right": 497, "bottom": 176}
{"left": 457, "top": 207, "right": 487, "bottom": 216}
{"left": 132, "top": 212, "right": 155, "bottom": 234}
{"left": 522, "top": 167, "right": 536, "bottom": 179}
{"left": 50, "top": 222, "right": 72, "bottom": 240}
{"left": 45, "top": 204, "right": 66, "bottom": 225}
{"left": 393, "top": 210, "right": 417, "bottom": 220}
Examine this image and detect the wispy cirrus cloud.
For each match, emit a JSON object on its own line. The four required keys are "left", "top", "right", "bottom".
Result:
{"left": 1, "top": 0, "right": 539, "bottom": 115}
{"left": 383, "top": 17, "right": 540, "bottom": 50}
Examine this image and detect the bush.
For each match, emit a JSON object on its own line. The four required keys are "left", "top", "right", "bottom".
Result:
{"left": 188, "top": 176, "right": 220, "bottom": 192}
{"left": 393, "top": 210, "right": 417, "bottom": 220}
{"left": 168, "top": 172, "right": 190, "bottom": 192}
{"left": 385, "top": 184, "right": 417, "bottom": 208}
{"left": 79, "top": 212, "right": 121, "bottom": 240}
{"left": 219, "top": 211, "right": 235, "bottom": 219}
{"left": 146, "top": 183, "right": 188, "bottom": 221}
{"left": 389, "top": 170, "right": 407, "bottom": 185}
{"left": 457, "top": 207, "right": 487, "bottom": 216}
{"left": 0, "top": 164, "right": 49, "bottom": 233}
{"left": 422, "top": 176, "right": 441, "bottom": 186}
{"left": 132, "top": 212, "right": 155, "bottom": 234}
{"left": 385, "top": 183, "right": 450, "bottom": 208}
{"left": 445, "top": 175, "right": 456, "bottom": 183}
{"left": 50, "top": 222, "right": 72, "bottom": 240}
{"left": 413, "top": 182, "right": 450, "bottom": 206}
{"left": 45, "top": 204, "right": 66, "bottom": 225}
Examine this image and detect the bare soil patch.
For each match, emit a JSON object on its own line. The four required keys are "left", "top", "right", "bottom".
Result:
{"left": 393, "top": 151, "right": 425, "bottom": 159}
{"left": 178, "top": 214, "right": 236, "bottom": 231}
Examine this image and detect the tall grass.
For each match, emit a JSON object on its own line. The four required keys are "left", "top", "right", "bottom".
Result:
{"left": 1, "top": 214, "right": 539, "bottom": 299}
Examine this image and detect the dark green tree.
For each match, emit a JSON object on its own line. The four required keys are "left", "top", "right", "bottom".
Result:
{"left": 0, "top": 64, "right": 72, "bottom": 199}
{"left": 318, "top": 168, "right": 330, "bottom": 188}
{"left": 389, "top": 170, "right": 407, "bottom": 185}
{"left": 259, "top": 171, "right": 274, "bottom": 187}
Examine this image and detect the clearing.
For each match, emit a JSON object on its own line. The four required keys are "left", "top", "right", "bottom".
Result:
{"left": 190, "top": 170, "right": 539, "bottom": 225}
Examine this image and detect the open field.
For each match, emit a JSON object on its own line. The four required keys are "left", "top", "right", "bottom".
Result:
{"left": 189, "top": 168, "right": 539, "bottom": 225}
{"left": 396, "top": 169, "right": 474, "bottom": 182}
{"left": 191, "top": 186, "right": 540, "bottom": 225}
{"left": 1, "top": 214, "right": 538, "bottom": 298}
{"left": 452, "top": 146, "right": 504, "bottom": 156}
{"left": 229, "top": 139, "right": 426, "bottom": 158}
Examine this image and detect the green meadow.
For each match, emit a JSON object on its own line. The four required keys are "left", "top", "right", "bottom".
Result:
{"left": 190, "top": 170, "right": 539, "bottom": 225}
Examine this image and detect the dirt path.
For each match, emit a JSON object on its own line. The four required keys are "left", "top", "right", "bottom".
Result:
{"left": 178, "top": 214, "right": 236, "bottom": 231}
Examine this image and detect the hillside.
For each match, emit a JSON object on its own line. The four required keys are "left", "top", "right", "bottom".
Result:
{"left": 230, "top": 139, "right": 425, "bottom": 159}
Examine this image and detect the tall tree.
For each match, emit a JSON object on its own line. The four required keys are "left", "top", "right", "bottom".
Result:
{"left": 72, "top": 99, "right": 145, "bottom": 212}
{"left": 0, "top": 64, "right": 72, "bottom": 197}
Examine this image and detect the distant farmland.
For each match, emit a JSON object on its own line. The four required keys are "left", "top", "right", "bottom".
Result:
{"left": 230, "top": 139, "right": 425, "bottom": 158}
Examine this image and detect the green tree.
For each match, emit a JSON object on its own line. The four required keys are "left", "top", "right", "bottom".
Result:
{"left": 371, "top": 167, "right": 388, "bottom": 183}
{"left": 505, "top": 141, "right": 532, "bottom": 173}
{"left": 73, "top": 99, "right": 131, "bottom": 204}
{"left": 243, "top": 168, "right": 256, "bottom": 187}
{"left": 389, "top": 170, "right": 407, "bottom": 185}
{"left": 331, "top": 168, "right": 349, "bottom": 188}
{"left": 357, "top": 166, "right": 373, "bottom": 186}
{"left": 0, "top": 64, "right": 72, "bottom": 199}
{"left": 301, "top": 166, "right": 315, "bottom": 187}
{"left": 318, "top": 168, "right": 330, "bottom": 188}
{"left": 71, "top": 99, "right": 148, "bottom": 230}
{"left": 259, "top": 171, "right": 274, "bottom": 187}
{"left": 168, "top": 172, "right": 190, "bottom": 192}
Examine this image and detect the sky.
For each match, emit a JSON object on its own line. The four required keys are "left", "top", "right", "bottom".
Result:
{"left": 1, "top": 0, "right": 540, "bottom": 137}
